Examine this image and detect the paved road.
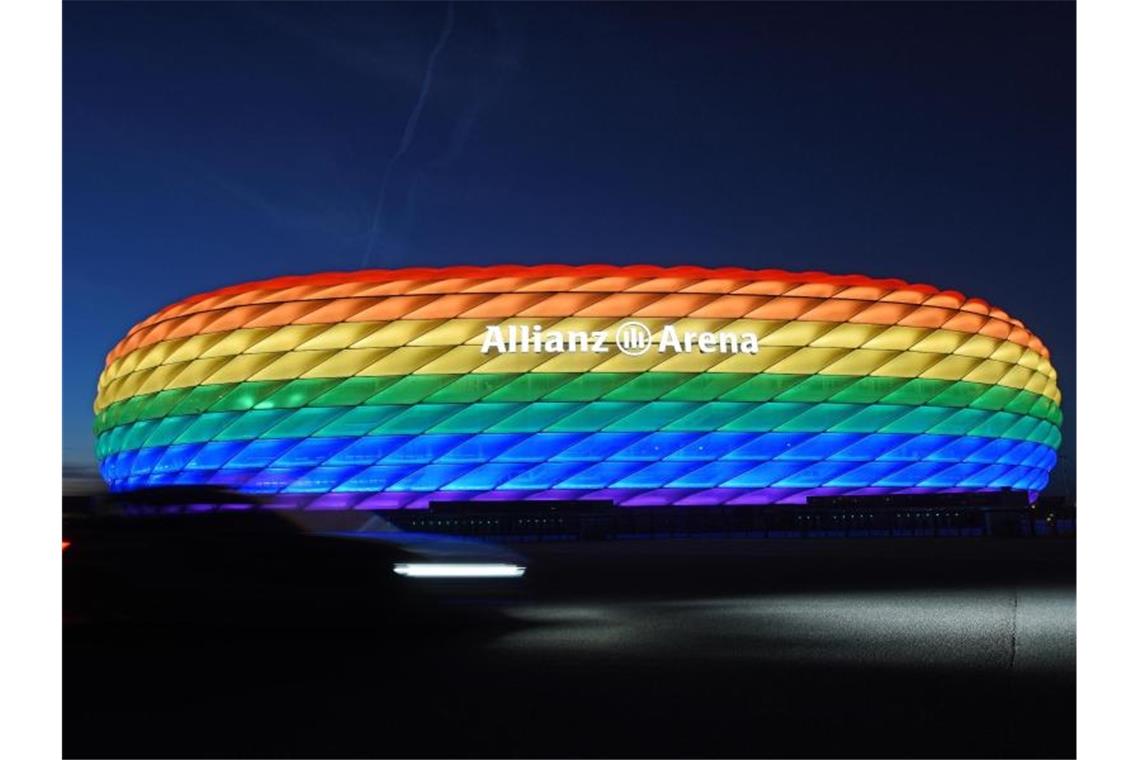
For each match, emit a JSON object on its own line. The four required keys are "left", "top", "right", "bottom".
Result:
{"left": 65, "top": 538, "right": 1074, "bottom": 758}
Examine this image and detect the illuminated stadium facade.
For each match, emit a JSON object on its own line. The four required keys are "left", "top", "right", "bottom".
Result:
{"left": 94, "top": 265, "right": 1061, "bottom": 509}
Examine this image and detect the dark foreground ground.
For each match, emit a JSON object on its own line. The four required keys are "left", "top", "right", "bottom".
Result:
{"left": 65, "top": 537, "right": 1075, "bottom": 759}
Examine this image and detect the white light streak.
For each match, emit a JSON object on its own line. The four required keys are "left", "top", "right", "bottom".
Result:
{"left": 393, "top": 562, "right": 525, "bottom": 579}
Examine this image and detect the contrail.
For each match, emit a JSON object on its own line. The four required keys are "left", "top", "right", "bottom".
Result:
{"left": 403, "top": 6, "right": 516, "bottom": 245}
{"left": 361, "top": 1, "right": 456, "bottom": 268}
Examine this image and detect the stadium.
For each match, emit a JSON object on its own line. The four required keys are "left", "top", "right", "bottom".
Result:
{"left": 94, "top": 265, "right": 1061, "bottom": 509}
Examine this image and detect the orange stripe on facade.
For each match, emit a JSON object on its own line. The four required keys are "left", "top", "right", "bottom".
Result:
{"left": 105, "top": 267, "right": 1053, "bottom": 366}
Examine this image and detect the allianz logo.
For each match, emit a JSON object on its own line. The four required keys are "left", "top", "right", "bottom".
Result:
{"left": 480, "top": 322, "right": 761, "bottom": 357}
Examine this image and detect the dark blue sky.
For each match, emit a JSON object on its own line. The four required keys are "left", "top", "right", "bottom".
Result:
{"left": 64, "top": 1, "right": 1075, "bottom": 494}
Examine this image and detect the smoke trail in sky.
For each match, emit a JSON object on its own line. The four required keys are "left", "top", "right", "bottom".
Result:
{"left": 403, "top": 6, "right": 517, "bottom": 246}
{"left": 361, "top": 1, "right": 455, "bottom": 268}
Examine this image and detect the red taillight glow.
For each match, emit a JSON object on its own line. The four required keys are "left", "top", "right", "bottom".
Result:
{"left": 62, "top": 540, "right": 71, "bottom": 552}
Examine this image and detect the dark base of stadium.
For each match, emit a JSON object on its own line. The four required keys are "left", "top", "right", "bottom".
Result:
{"left": 387, "top": 491, "right": 1076, "bottom": 541}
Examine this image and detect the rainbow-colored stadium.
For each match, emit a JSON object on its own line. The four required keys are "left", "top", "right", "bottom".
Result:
{"left": 94, "top": 265, "right": 1061, "bottom": 508}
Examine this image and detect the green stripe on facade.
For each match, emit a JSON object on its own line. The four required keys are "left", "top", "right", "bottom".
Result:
{"left": 96, "top": 372, "right": 1062, "bottom": 435}
{"left": 95, "top": 399, "right": 1063, "bottom": 457}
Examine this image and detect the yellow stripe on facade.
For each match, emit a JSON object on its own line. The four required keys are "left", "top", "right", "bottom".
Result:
{"left": 95, "top": 318, "right": 1062, "bottom": 411}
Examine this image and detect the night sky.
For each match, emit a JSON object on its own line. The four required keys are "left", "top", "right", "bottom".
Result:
{"left": 63, "top": 1, "right": 1075, "bottom": 495}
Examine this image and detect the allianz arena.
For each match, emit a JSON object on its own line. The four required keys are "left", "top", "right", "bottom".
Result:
{"left": 94, "top": 265, "right": 1061, "bottom": 508}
